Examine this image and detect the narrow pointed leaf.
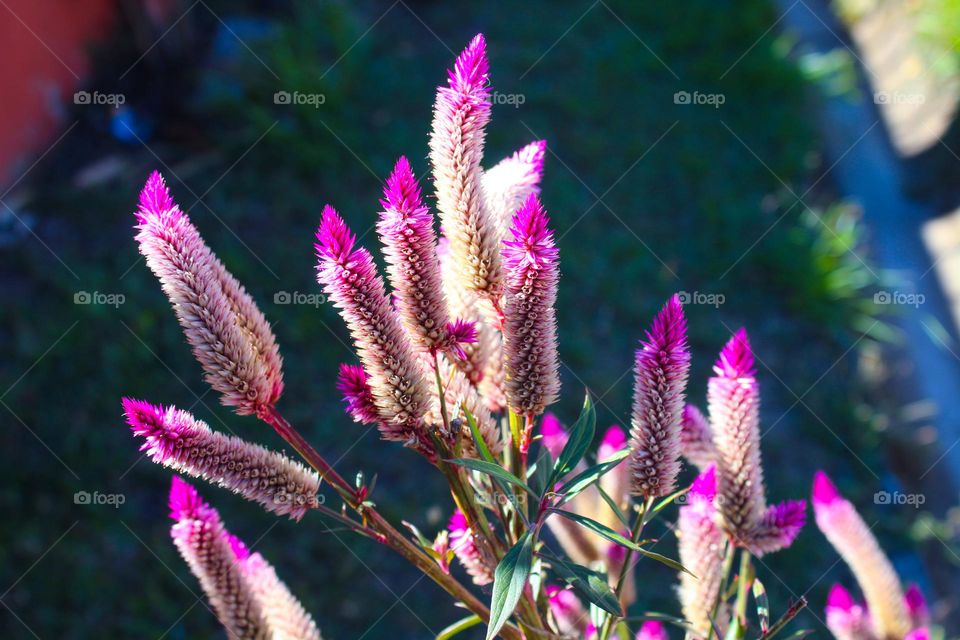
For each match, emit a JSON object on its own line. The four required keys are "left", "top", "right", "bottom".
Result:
{"left": 540, "top": 551, "right": 622, "bottom": 615}
{"left": 551, "top": 393, "right": 595, "bottom": 482}
{"left": 446, "top": 458, "right": 537, "bottom": 496}
{"left": 594, "top": 484, "right": 631, "bottom": 528}
{"left": 465, "top": 408, "right": 497, "bottom": 464}
{"left": 436, "top": 615, "right": 482, "bottom": 639}
{"left": 487, "top": 532, "right": 534, "bottom": 640}
{"left": 557, "top": 448, "right": 629, "bottom": 505}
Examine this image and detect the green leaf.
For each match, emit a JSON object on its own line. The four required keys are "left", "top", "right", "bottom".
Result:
{"left": 529, "top": 446, "right": 554, "bottom": 496}
{"left": 540, "top": 551, "right": 622, "bottom": 615}
{"left": 551, "top": 393, "right": 596, "bottom": 482}
{"left": 557, "top": 448, "right": 629, "bottom": 506}
{"left": 445, "top": 458, "right": 537, "bottom": 497}
{"left": 487, "top": 532, "right": 534, "bottom": 640}
{"left": 436, "top": 614, "right": 482, "bottom": 639}
{"left": 594, "top": 484, "right": 631, "bottom": 528}
{"left": 645, "top": 486, "right": 691, "bottom": 524}
{"left": 464, "top": 408, "right": 497, "bottom": 464}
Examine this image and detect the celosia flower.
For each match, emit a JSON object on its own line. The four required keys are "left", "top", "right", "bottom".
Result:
{"left": 170, "top": 477, "right": 322, "bottom": 640}
{"left": 628, "top": 295, "right": 690, "bottom": 498}
{"left": 905, "top": 584, "right": 929, "bottom": 628}
{"left": 636, "top": 620, "right": 669, "bottom": 640}
{"left": 134, "top": 171, "right": 284, "bottom": 417}
{"left": 379, "top": 156, "right": 466, "bottom": 357}
{"left": 677, "top": 465, "right": 728, "bottom": 640}
{"left": 598, "top": 425, "right": 630, "bottom": 530}
{"left": 315, "top": 206, "right": 434, "bottom": 454}
{"left": 448, "top": 509, "right": 494, "bottom": 586}
{"left": 680, "top": 404, "right": 716, "bottom": 469}
{"left": 169, "top": 476, "right": 268, "bottom": 638}
{"left": 824, "top": 584, "right": 875, "bottom": 640}
{"left": 546, "top": 585, "right": 590, "bottom": 637}
{"left": 540, "top": 412, "right": 568, "bottom": 459}
{"left": 501, "top": 193, "right": 560, "bottom": 419}
{"left": 748, "top": 499, "right": 807, "bottom": 557}
{"left": 429, "top": 34, "right": 502, "bottom": 299}
{"left": 709, "top": 329, "right": 766, "bottom": 543}
{"left": 125, "top": 398, "right": 320, "bottom": 520}
{"left": 336, "top": 364, "right": 379, "bottom": 425}
{"left": 813, "top": 471, "right": 911, "bottom": 639}
{"left": 483, "top": 140, "right": 547, "bottom": 239}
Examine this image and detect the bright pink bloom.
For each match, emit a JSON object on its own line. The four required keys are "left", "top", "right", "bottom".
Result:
{"left": 134, "top": 171, "right": 284, "bottom": 416}
{"left": 599, "top": 425, "right": 631, "bottom": 529}
{"left": 126, "top": 399, "right": 320, "bottom": 520}
{"left": 336, "top": 363, "right": 379, "bottom": 425}
{"left": 430, "top": 34, "right": 501, "bottom": 298}
{"left": 483, "top": 140, "right": 547, "bottom": 238}
{"left": 540, "top": 412, "right": 568, "bottom": 459}
{"left": 748, "top": 499, "right": 807, "bottom": 556}
{"left": 813, "top": 471, "right": 910, "bottom": 639}
{"left": 636, "top": 620, "right": 669, "bottom": 640}
{"left": 241, "top": 552, "right": 323, "bottom": 640}
{"left": 546, "top": 585, "right": 590, "bottom": 637}
{"left": 680, "top": 404, "right": 715, "bottom": 469}
{"left": 448, "top": 509, "right": 493, "bottom": 586}
{"left": 316, "top": 206, "right": 434, "bottom": 455}
{"left": 824, "top": 584, "right": 874, "bottom": 640}
{"left": 501, "top": 193, "right": 560, "bottom": 418}
{"left": 628, "top": 295, "right": 690, "bottom": 498}
{"left": 905, "top": 584, "right": 929, "bottom": 628}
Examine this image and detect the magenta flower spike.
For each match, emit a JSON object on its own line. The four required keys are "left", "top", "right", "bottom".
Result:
{"left": 824, "top": 584, "right": 875, "bottom": 640}
{"left": 813, "top": 471, "right": 910, "bottom": 639}
{"left": 336, "top": 363, "right": 379, "bottom": 425}
{"left": 748, "top": 498, "right": 807, "bottom": 557}
{"left": 125, "top": 399, "right": 320, "bottom": 520}
{"left": 134, "top": 171, "right": 284, "bottom": 417}
{"left": 677, "top": 465, "right": 728, "bottom": 639}
{"left": 169, "top": 478, "right": 321, "bottom": 640}
{"left": 905, "top": 584, "right": 929, "bottom": 629}
{"left": 379, "top": 156, "right": 465, "bottom": 357}
{"left": 501, "top": 193, "right": 560, "bottom": 420}
{"left": 636, "top": 620, "right": 669, "bottom": 640}
{"left": 483, "top": 139, "right": 547, "bottom": 238}
{"left": 628, "top": 295, "right": 691, "bottom": 498}
{"left": 680, "top": 404, "right": 716, "bottom": 469}
{"left": 429, "top": 34, "right": 502, "bottom": 299}
{"left": 539, "top": 412, "right": 569, "bottom": 459}
{"left": 546, "top": 585, "right": 591, "bottom": 637}
{"left": 316, "top": 205, "right": 434, "bottom": 455}
{"left": 448, "top": 509, "right": 494, "bottom": 586}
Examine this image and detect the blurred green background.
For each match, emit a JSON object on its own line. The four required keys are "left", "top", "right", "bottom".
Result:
{"left": 1, "top": 0, "right": 954, "bottom": 637}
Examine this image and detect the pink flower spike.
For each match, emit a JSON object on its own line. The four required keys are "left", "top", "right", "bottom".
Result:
{"left": 483, "top": 140, "right": 547, "bottom": 239}
{"left": 315, "top": 204, "right": 356, "bottom": 263}
{"left": 628, "top": 294, "right": 690, "bottom": 498}
{"left": 825, "top": 584, "right": 873, "bottom": 640}
{"left": 680, "top": 404, "right": 716, "bottom": 469}
{"left": 546, "top": 585, "right": 590, "bottom": 637}
{"left": 748, "top": 499, "right": 807, "bottom": 556}
{"left": 169, "top": 475, "right": 208, "bottom": 522}
{"left": 501, "top": 194, "right": 560, "bottom": 418}
{"left": 448, "top": 509, "right": 494, "bottom": 586}
{"left": 905, "top": 584, "right": 929, "bottom": 627}
{"left": 812, "top": 470, "right": 843, "bottom": 507}
{"left": 905, "top": 629, "right": 930, "bottom": 640}
{"left": 539, "top": 412, "right": 568, "bottom": 459}
{"left": 445, "top": 319, "right": 478, "bottom": 360}
{"left": 599, "top": 424, "right": 628, "bottom": 459}
{"left": 448, "top": 33, "right": 489, "bottom": 95}
{"left": 336, "top": 364, "right": 379, "bottom": 425}
{"left": 636, "top": 620, "right": 669, "bottom": 640}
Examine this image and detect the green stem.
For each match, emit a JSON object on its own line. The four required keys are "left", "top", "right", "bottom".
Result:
{"left": 709, "top": 541, "right": 737, "bottom": 640}
{"left": 599, "top": 496, "right": 654, "bottom": 640}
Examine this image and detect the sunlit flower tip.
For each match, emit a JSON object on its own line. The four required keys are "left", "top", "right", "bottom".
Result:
{"left": 125, "top": 398, "right": 320, "bottom": 520}
{"left": 905, "top": 584, "right": 929, "bottom": 627}
{"left": 628, "top": 295, "right": 691, "bottom": 498}
{"left": 336, "top": 364, "right": 379, "bottom": 425}
{"left": 483, "top": 140, "right": 547, "bottom": 236}
{"left": 747, "top": 499, "right": 807, "bottom": 556}
{"left": 448, "top": 34, "right": 489, "bottom": 96}
{"left": 134, "top": 172, "right": 284, "bottom": 416}
{"left": 448, "top": 509, "right": 494, "bottom": 586}
{"left": 169, "top": 474, "right": 210, "bottom": 522}
{"left": 546, "top": 585, "right": 590, "bottom": 637}
{"left": 825, "top": 584, "right": 873, "bottom": 640}
{"left": 714, "top": 327, "right": 755, "bottom": 379}
{"left": 598, "top": 425, "right": 628, "bottom": 460}
{"left": 811, "top": 471, "right": 910, "bottom": 639}
{"left": 689, "top": 464, "right": 718, "bottom": 507}
{"left": 314, "top": 205, "right": 356, "bottom": 263}
{"left": 501, "top": 194, "right": 561, "bottom": 417}
{"left": 445, "top": 319, "right": 478, "bottom": 360}
{"left": 681, "top": 404, "right": 716, "bottom": 469}
{"left": 241, "top": 552, "right": 323, "bottom": 640}
{"left": 539, "top": 412, "right": 568, "bottom": 459}
{"left": 636, "top": 620, "right": 669, "bottom": 640}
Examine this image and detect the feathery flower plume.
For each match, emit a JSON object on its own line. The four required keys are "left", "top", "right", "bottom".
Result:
{"left": 134, "top": 171, "right": 284, "bottom": 416}
{"left": 429, "top": 34, "right": 502, "bottom": 299}
{"left": 379, "top": 156, "right": 467, "bottom": 357}
{"left": 125, "top": 399, "right": 320, "bottom": 520}
{"left": 546, "top": 585, "right": 590, "bottom": 637}
{"left": 501, "top": 193, "right": 560, "bottom": 419}
{"left": 483, "top": 140, "right": 547, "bottom": 238}
{"left": 448, "top": 509, "right": 494, "bottom": 586}
{"left": 169, "top": 477, "right": 269, "bottom": 638}
{"left": 636, "top": 620, "right": 669, "bottom": 640}
{"left": 628, "top": 295, "right": 690, "bottom": 498}
{"left": 680, "top": 404, "right": 716, "bottom": 469}
{"left": 241, "top": 552, "right": 323, "bottom": 640}
{"left": 813, "top": 471, "right": 911, "bottom": 639}
{"left": 709, "top": 329, "right": 766, "bottom": 543}
{"left": 315, "top": 206, "right": 434, "bottom": 454}
{"left": 677, "top": 465, "right": 728, "bottom": 639}
{"left": 748, "top": 499, "right": 807, "bottom": 557}
{"left": 336, "top": 364, "right": 379, "bottom": 425}
{"left": 825, "top": 584, "right": 875, "bottom": 640}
